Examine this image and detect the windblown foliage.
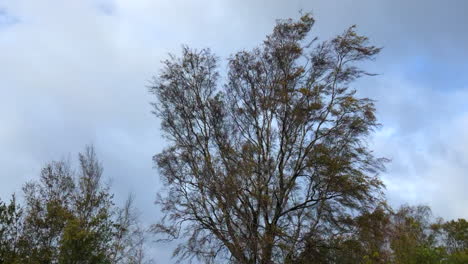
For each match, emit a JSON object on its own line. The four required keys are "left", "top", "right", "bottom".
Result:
{"left": 0, "top": 146, "right": 148, "bottom": 264}
{"left": 151, "top": 13, "right": 386, "bottom": 263}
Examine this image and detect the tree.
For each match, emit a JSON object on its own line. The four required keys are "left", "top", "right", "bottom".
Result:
{"left": 0, "top": 195, "right": 25, "bottom": 263}
{"left": 21, "top": 146, "right": 114, "bottom": 263}
{"left": 21, "top": 159, "right": 76, "bottom": 263}
{"left": 441, "top": 219, "right": 468, "bottom": 263}
{"left": 111, "top": 194, "right": 148, "bottom": 264}
{"left": 150, "top": 13, "right": 386, "bottom": 263}
{"left": 16, "top": 145, "right": 149, "bottom": 264}
{"left": 332, "top": 204, "right": 392, "bottom": 264}
{"left": 388, "top": 205, "right": 445, "bottom": 264}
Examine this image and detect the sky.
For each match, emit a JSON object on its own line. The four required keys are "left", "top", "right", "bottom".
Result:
{"left": 1, "top": 0, "right": 468, "bottom": 262}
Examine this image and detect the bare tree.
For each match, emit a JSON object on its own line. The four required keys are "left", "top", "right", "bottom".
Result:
{"left": 151, "top": 13, "right": 386, "bottom": 264}
{"left": 111, "top": 194, "right": 148, "bottom": 264}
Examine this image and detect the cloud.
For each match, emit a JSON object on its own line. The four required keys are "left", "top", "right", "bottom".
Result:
{"left": 0, "top": 8, "right": 19, "bottom": 29}
{"left": 371, "top": 74, "right": 468, "bottom": 219}
{"left": 1, "top": 0, "right": 468, "bottom": 262}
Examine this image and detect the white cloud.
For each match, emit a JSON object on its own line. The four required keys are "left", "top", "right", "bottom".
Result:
{"left": 371, "top": 74, "right": 468, "bottom": 219}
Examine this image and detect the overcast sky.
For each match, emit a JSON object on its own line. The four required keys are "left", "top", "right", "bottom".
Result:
{"left": 1, "top": 0, "right": 468, "bottom": 262}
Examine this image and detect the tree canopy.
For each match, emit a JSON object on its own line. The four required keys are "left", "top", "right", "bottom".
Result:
{"left": 151, "top": 13, "right": 387, "bottom": 263}
{"left": 0, "top": 146, "right": 148, "bottom": 264}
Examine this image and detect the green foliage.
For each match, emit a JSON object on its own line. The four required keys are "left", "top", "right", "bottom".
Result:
{"left": 0, "top": 195, "right": 25, "bottom": 263}
{"left": 0, "top": 146, "right": 147, "bottom": 264}
{"left": 59, "top": 217, "right": 112, "bottom": 264}
{"left": 19, "top": 147, "right": 115, "bottom": 264}
{"left": 289, "top": 204, "right": 467, "bottom": 264}
{"left": 446, "top": 251, "right": 468, "bottom": 264}
{"left": 443, "top": 219, "right": 468, "bottom": 253}
{"left": 441, "top": 219, "right": 468, "bottom": 264}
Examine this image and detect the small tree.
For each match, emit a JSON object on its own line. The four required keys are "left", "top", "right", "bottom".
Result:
{"left": 388, "top": 205, "right": 446, "bottom": 264}
{"left": 0, "top": 195, "right": 25, "bottom": 263}
{"left": 151, "top": 13, "right": 385, "bottom": 263}
{"left": 19, "top": 145, "right": 148, "bottom": 264}
{"left": 111, "top": 194, "right": 148, "bottom": 264}
{"left": 442, "top": 219, "right": 468, "bottom": 263}
{"left": 327, "top": 204, "right": 392, "bottom": 264}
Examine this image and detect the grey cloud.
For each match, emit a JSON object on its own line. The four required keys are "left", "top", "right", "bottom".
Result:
{"left": 1, "top": 0, "right": 468, "bottom": 262}
{"left": 0, "top": 8, "right": 19, "bottom": 27}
